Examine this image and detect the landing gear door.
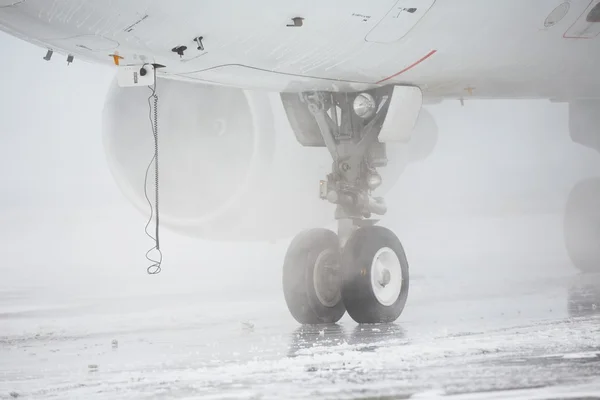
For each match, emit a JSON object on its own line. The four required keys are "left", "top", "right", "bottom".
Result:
{"left": 378, "top": 85, "right": 422, "bottom": 143}
{"left": 366, "top": 0, "right": 436, "bottom": 43}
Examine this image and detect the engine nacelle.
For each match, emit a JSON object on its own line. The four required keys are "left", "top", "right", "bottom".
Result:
{"left": 569, "top": 99, "right": 600, "bottom": 153}
{"left": 104, "top": 78, "right": 321, "bottom": 241}
{"left": 102, "top": 79, "right": 436, "bottom": 241}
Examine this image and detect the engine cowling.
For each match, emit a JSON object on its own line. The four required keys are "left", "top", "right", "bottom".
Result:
{"left": 569, "top": 99, "right": 600, "bottom": 153}
{"left": 102, "top": 78, "right": 437, "bottom": 241}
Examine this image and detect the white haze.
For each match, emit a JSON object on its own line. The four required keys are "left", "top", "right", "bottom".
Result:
{"left": 0, "top": 30, "right": 599, "bottom": 322}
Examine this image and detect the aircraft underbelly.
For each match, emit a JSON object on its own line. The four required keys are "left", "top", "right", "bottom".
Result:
{"left": 0, "top": 0, "right": 438, "bottom": 88}
{"left": 167, "top": 0, "right": 438, "bottom": 87}
{"left": 0, "top": 0, "right": 598, "bottom": 97}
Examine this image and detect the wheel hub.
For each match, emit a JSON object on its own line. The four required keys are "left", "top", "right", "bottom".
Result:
{"left": 371, "top": 247, "right": 402, "bottom": 306}
{"left": 313, "top": 249, "right": 342, "bottom": 307}
{"left": 379, "top": 269, "right": 391, "bottom": 287}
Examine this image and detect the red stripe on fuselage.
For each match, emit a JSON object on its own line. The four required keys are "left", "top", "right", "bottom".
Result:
{"left": 375, "top": 50, "right": 437, "bottom": 84}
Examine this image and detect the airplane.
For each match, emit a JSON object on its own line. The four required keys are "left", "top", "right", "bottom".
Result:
{"left": 0, "top": 0, "right": 598, "bottom": 325}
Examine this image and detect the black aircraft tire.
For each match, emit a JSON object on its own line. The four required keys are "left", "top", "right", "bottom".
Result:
{"left": 283, "top": 229, "right": 346, "bottom": 324}
{"left": 342, "top": 226, "right": 409, "bottom": 324}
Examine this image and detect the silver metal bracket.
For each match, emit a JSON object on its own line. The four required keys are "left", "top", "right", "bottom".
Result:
{"left": 297, "top": 86, "right": 422, "bottom": 247}
{"left": 303, "top": 88, "right": 393, "bottom": 224}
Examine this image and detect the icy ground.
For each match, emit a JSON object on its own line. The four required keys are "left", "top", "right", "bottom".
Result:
{"left": 1, "top": 272, "right": 600, "bottom": 399}
{"left": 1, "top": 215, "right": 600, "bottom": 399}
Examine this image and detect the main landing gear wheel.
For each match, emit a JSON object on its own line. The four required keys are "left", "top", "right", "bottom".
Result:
{"left": 564, "top": 177, "right": 600, "bottom": 274}
{"left": 281, "top": 87, "right": 419, "bottom": 325}
{"left": 342, "top": 226, "right": 409, "bottom": 324}
{"left": 283, "top": 229, "right": 346, "bottom": 324}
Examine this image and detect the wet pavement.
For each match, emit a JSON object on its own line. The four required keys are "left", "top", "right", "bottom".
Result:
{"left": 1, "top": 266, "right": 599, "bottom": 399}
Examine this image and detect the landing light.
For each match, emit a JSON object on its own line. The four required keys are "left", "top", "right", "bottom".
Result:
{"left": 353, "top": 93, "right": 376, "bottom": 119}
{"left": 367, "top": 173, "right": 382, "bottom": 190}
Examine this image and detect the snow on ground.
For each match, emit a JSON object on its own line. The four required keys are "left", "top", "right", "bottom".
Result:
{"left": 1, "top": 266, "right": 599, "bottom": 399}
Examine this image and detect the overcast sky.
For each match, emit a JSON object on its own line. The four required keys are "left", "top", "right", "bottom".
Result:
{"left": 1, "top": 31, "right": 599, "bottom": 309}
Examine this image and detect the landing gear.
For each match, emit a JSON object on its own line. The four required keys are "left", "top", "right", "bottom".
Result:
{"left": 564, "top": 177, "right": 600, "bottom": 274}
{"left": 281, "top": 86, "right": 420, "bottom": 324}
{"left": 283, "top": 226, "right": 409, "bottom": 324}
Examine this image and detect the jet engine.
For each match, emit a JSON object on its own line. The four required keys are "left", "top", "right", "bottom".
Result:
{"left": 569, "top": 99, "right": 600, "bottom": 154}
{"left": 102, "top": 78, "right": 437, "bottom": 241}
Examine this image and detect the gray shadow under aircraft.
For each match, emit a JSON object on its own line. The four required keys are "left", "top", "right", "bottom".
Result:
{"left": 347, "top": 323, "right": 407, "bottom": 352}
{"left": 288, "top": 323, "right": 406, "bottom": 357}
{"left": 288, "top": 324, "right": 346, "bottom": 357}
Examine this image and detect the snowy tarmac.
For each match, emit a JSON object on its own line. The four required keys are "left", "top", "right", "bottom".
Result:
{"left": 1, "top": 257, "right": 599, "bottom": 399}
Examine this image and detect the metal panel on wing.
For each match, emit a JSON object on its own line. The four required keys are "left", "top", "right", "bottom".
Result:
{"left": 365, "top": 0, "right": 436, "bottom": 43}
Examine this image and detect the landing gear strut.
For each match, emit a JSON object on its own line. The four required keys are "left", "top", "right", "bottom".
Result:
{"left": 282, "top": 87, "right": 414, "bottom": 324}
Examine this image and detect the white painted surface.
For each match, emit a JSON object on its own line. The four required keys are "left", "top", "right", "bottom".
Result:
{"left": 379, "top": 85, "right": 423, "bottom": 142}
{"left": 366, "top": 0, "right": 436, "bottom": 43}
{"left": 0, "top": 0, "right": 598, "bottom": 97}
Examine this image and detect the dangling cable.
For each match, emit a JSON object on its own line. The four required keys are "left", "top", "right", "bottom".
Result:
{"left": 144, "top": 66, "right": 163, "bottom": 274}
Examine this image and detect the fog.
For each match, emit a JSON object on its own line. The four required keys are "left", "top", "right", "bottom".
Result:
{"left": 1, "top": 30, "right": 599, "bottom": 321}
